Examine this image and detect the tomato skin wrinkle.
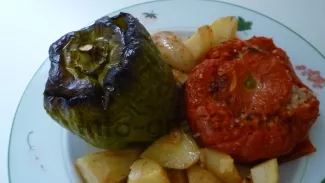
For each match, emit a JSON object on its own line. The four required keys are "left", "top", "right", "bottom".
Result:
{"left": 185, "top": 36, "right": 320, "bottom": 163}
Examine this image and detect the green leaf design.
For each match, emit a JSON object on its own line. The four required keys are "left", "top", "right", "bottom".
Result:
{"left": 321, "top": 178, "right": 325, "bottom": 183}
{"left": 142, "top": 10, "right": 157, "bottom": 19}
{"left": 237, "top": 16, "right": 252, "bottom": 31}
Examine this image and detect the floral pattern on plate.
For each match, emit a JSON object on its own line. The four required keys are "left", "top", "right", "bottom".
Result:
{"left": 237, "top": 16, "right": 252, "bottom": 31}
{"left": 295, "top": 65, "right": 325, "bottom": 89}
{"left": 27, "top": 131, "right": 46, "bottom": 171}
{"left": 139, "top": 10, "right": 158, "bottom": 25}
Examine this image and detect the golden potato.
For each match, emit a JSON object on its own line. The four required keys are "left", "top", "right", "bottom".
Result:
{"left": 127, "top": 158, "right": 170, "bottom": 183}
{"left": 210, "top": 16, "right": 238, "bottom": 46}
{"left": 172, "top": 68, "right": 188, "bottom": 86}
{"left": 154, "top": 16, "right": 238, "bottom": 72}
{"left": 236, "top": 163, "right": 253, "bottom": 178}
{"left": 200, "top": 148, "right": 242, "bottom": 183}
{"left": 241, "top": 177, "right": 253, "bottom": 183}
{"left": 75, "top": 149, "right": 141, "bottom": 183}
{"left": 250, "top": 158, "right": 279, "bottom": 183}
{"left": 187, "top": 165, "right": 222, "bottom": 183}
{"left": 152, "top": 31, "right": 196, "bottom": 73}
{"left": 166, "top": 169, "right": 188, "bottom": 183}
{"left": 183, "top": 25, "right": 213, "bottom": 61}
{"left": 183, "top": 16, "right": 237, "bottom": 63}
{"left": 141, "top": 130, "right": 200, "bottom": 169}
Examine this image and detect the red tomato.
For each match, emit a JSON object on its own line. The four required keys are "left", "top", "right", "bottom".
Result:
{"left": 185, "top": 37, "right": 319, "bottom": 163}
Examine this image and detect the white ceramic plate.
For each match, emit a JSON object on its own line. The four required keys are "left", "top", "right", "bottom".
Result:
{"left": 8, "top": 0, "right": 325, "bottom": 182}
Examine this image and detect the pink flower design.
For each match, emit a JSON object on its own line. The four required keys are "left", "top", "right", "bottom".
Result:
{"left": 295, "top": 65, "right": 306, "bottom": 70}
{"left": 295, "top": 65, "right": 325, "bottom": 89}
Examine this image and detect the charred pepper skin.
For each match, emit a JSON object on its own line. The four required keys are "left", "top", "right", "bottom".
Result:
{"left": 44, "top": 13, "right": 178, "bottom": 149}
{"left": 185, "top": 37, "right": 319, "bottom": 163}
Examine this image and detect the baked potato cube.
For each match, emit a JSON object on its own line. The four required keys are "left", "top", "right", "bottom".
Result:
{"left": 241, "top": 177, "right": 253, "bottom": 183}
{"left": 210, "top": 16, "right": 237, "bottom": 46}
{"left": 183, "top": 16, "right": 237, "bottom": 63}
{"left": 172, "top": 68, "right": 188, "bottom": 86}
{"left": 166, "top": 169, "right": 188, "bottom": 183}
{"left": 127, "top": 158, "right": 170, "bottom": 183}
{"left": 183, "top": 25, "right": 213, "bottom": 61}
{"left": 200, "top": 148, "right": 242, "bottom": 183}
{"left": 187, "top": 165, "right": 222, "bottom": 183}
{"left": 152, "top": 31, "right": 196, "bottom": 73}
{"left": 141, "top": 130, "right": 200, "bottom": 169}
{"left": 236, "top": 164, "right": 253, "bottom": 178}
{"left": 75, "top": 149, "right": 141, "bottom": 183}
{"left": 250, "top": 158, "right": 279, "bottom": 183}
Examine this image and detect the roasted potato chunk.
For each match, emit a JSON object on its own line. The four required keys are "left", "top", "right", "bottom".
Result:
{"left": 200, "top": 148, "right": 242, "bottom": 183}
{"left": 250, "top": 158, "right": 279, "bottom": 183}
{"left": 166, "top": 169, "right": 188, "bottom": 183}
{"left": 172, "top": 68, "right": 188, "bottom": 86}
{"left": 127, "top": 158, "right": 170, "bottom": 183}
{"left": 152, "top": 31, "right": 196, "bottom": 73}
{"left": 141, "top": 130, "right": 200, "bottom": 169}
{"left": 187, "top": 165, "right": 221, "bottom": 183}
{"left": 183, "top": 25, "right": 213, "bottom": 61}
{"left": 183, "top": 16, "right": 237, "bottom": 62}
{"left": 75, "top": 149, "right": 141, "bottom": 183}
{"left": 241, "top": 177, "right": 253, "bottom": 183}
{"left": 210, "top": 16, "right": 237, "bottom": 46}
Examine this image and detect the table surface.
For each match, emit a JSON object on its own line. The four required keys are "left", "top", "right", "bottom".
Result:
{"left": 1, "top": 0, "right": 325, "bottom": 182}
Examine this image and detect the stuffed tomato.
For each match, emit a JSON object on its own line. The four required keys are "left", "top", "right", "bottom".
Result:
{"left": 185, "top": 36, "right": 319, "bottom": 163}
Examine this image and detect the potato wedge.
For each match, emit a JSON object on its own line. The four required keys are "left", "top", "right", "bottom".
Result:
{"left": 183, "top": 16, "right": 237, "bottom": 63}
{"left": 152, "top": 31, "right": 196, "bottom": 73}
{"left": 172, "top": 68, "right": 188, "bottom": 86}
{"left": 236, "top": 164, "right": 253, "bottom": 178}
{"left": 200, "top": 148, "right": 242, "bottom": 183}
{"left": 250, "top": 158, "right": 279, "bottom": 183}
{"left": 141, "top": 130, "right": 200, "bottom": 169}
{"left": 166, "top": 169, "right": 188, "bottom": 183}
{"left": 187, "top": 165, "right": 222, "bottom": 183}
{"left": 241, "top": 177, "right": 253, "bottom": 183}
{"left": 127, "top": 158, "right": 170, "bottom": 183}
{"left": 183, "top": 25, "right": 213, "bottom": 61}
{"left": 75, "top": 149, "right": 141, "bottom": 183}
{"left": 210, "top": 16, "right": 237, "bottom": 46}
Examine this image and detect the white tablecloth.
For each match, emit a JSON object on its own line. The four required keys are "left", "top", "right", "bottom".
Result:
{"left": 1, "top": 0, "right": 324, "bottom": 182}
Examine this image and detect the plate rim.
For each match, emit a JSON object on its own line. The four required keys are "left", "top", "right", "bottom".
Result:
{"left": 7, "top": 0, "right": 325, "bottom": 182}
